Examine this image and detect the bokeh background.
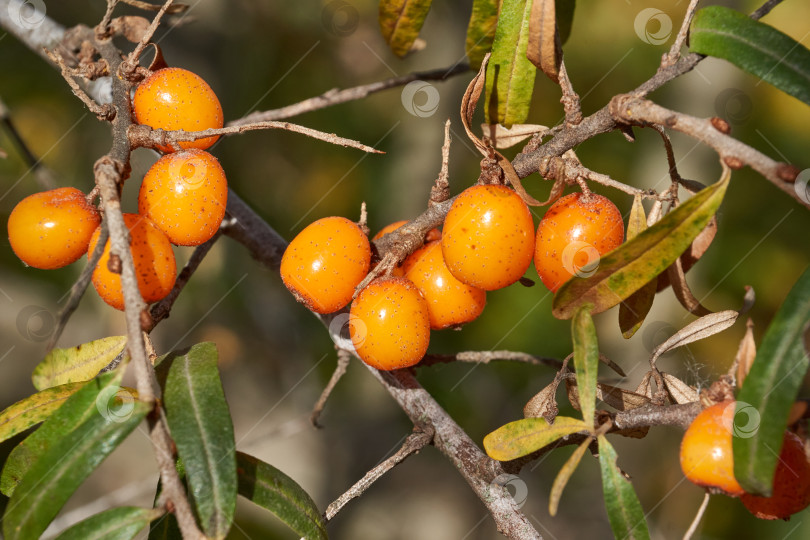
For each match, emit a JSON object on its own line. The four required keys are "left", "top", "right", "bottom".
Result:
{"left": 1, "top": 0, "right": 809, "bottom": 538}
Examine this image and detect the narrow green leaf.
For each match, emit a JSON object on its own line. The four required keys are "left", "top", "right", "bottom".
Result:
{"left": 483, "top": 416, "right": 588, "bottom": 461}
{"left": 572, "top": 305, "right": 598, "bottom": 426}
{"left": 1, "top": 373, "right": 128, "bottom": 497}
{"left": 735, "top": 266, "right": 810, "bottom": 495}
{"left": 557, "top": 0, "right": 575, "bottom": 46}
{"left": 55, "top": 507, "right": 163, "bottom": 540}
{"left": 379, "top": 0, "right": 433, "bottom": 57}
{"left": 619, "top": 196, "right": 656, "bottom": 338}
{"left": 466, "top": 0, "right": 501, "bottom": 69}
{"left": 0, "top": 382, "right": 85, "bottom": 443}
{"left": 691, "top": 6, "right": 810, "bottom": 106}
{"left": 3, "top": 378, "right": 149, "bottom": 540}
{"left": 162, "top": 343, "right": 236, "bottom": 539}
{"left": 485, "top": 0, "right": 537, "bottom": 126}
{"left": 32, "top": 336, "right": 127, "bottom": 390}
{"left": 236, "top": 452, "right": 328, "bottom": 540}
{"left": 553, "top": 169, "right": 730, "bottom": 319}
{"left": 597, "top": 435, "right": 650, "bottom": 540}
{"left": 549, "top": 437, "right": 590, "bottom": 516}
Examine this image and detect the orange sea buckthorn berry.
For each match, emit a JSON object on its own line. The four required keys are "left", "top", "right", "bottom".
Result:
{"left": 741, "top": 430, "right": 810, "bottom": 520}
{"left": 138, "top": 149, "right": 228, "bottom": 246}
{"left": 680, "top": 401, "right": 745, "bottom": 496}
{"left": 8, "top": 187, "right": 100, "bottom": 270}
{"left": 349, "top": 277, "right": 430, "bottom": 370}
{"left": 88, "top": 213, "right": 177, "bottom": 311}
{"left": 402, "top": 241, "right": 486, "bottom": 330}
{"left": 133, "top": 67, "right": 223, "bottom": 152}
{"left": 441, "top": 184, "right": 534, "bottom": 291}
{"left": 281, "top": 216, "right": 371, "bottom": 314}
{"left": 534, "top": 192, "right": 624, "bottom": 293}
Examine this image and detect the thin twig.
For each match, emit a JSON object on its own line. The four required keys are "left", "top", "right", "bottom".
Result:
{"left": 228, "top": 63, "right": 470, "bottom": 126}
{"left": 663, "top": 0, "right": 701, "bottom": 68}
{"left": 129, "top": 121, "right": 383, "bottom": 154}
{"left": 44, "top": 48, "right": 113, "bottom": 120}
{"left": 683, "top": 492, "right": 710, "bottom": 540}
{"left": 123, "top": 0, "right": 174, "bottom": 70}
{"left": 47, "top": 223, "right": 108, "bottom": 350}
{"left": 311, "top": 349, "right": 351, "bottom": 428}
{"left": 651, "top": 124, "right": 683, "bottom": 185}
{"left": 95, "top": 0, "right": 119, "bottom": 38}
{"left": 609, "top": 96, "right": 806, "bottom": 208}
{"left": 0, "top": 96, "right": 57, "bottom": 190}
{"left": 420, "top": 350, "right": 563, "bottom": 369}
{"left": 324, "top": 427, "right": 434, "bottom": 521}
{"left": 147, "top": 231, "right": 221, "bottom": 330}
{"left": 750, "top": 0, "right": 785, "bottom": 20}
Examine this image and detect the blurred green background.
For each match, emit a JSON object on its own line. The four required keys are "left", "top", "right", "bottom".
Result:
{"left": 1, "top": 0, "right": 809, "bottom": 538}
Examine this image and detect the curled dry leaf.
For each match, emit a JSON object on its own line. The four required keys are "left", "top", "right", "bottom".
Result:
{"left": 526, "top": 0, "right": 561, "bottom": 80}
{"left": 564, "top": 380, "right": 651, "bottom": 412}
{"left": 666, "top": 257, "right": 712, "bottom": 316}
{"left": 523, "top": 380, "right": 561, "bottom": 423}
{"left": 481, "top": 123, "right": 550, "bottom": 149}
{"left": 146, "top": 43, "right": 168, "bottom": 71}
{"left": 650, "top": 310, "right": 739, "bottom": 368}
{"left": 660, "top": 372, "right": 698, "bottom": 404}
{"left": 733, "top": 318, "right": 757, "bottom": 386}
{"left": 657, "top": 215, "right": 718, "bottom": 292}
{"left": 110, "top": 16, "right": 151, "bottom": 43}
{"left": 635, "top": 372, "right": 654, "bottom": 401}
{"left": 459, "top": 53, "right": 546, "bottom": 207}
{"left": 599, "top": 354, "right": 626, "bottom": 377}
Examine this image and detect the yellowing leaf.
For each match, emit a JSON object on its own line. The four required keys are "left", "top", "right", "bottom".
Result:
{"left": 549, "top": 437, "right": 590, "bottom": 516}
{"left": 32, "top": 336, "right": 126, "bottom": 391}
{"left": 484, "top": 416, "right": 587, "bottom": 461}
{"left": 0, "top": 383, "right": 86, "bottom": 443}
{"left": 553, "top": 169, "right": 730, "bottom": 319}
{"left": 379, "top": 0, "right": 433, "bottom": 57}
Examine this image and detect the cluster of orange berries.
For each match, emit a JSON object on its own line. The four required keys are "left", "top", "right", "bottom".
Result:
{"left": 7, "top": 67, "right": 227, "bottom": 310}
{"left": 281, "top": 183, "right": 624, "bottom": 371}
{"left": 680, "top": 401, "right": 810, "bottom": 520}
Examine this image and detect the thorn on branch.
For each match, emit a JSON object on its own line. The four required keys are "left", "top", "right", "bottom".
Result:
{"left": 429, "top": 120, "right": 452, "bottom": 206}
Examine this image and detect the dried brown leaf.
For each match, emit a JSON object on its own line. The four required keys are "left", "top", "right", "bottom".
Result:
{"left": 661, "top": 372, "right": 698, "bottom": 404}
{"left": 666, "top": 257, "right": 712, "bottom": 316}
{"left": 481, "top": 123, "right": 549, "bottom": 149}
{"left": 595, "top": 383, "right": 650, "bottom": 411}
{"left": 635, "top": 372, "right": 654, "bottom": 400}
{"left": 523, "top": 380, "right": 561, "bottom": 423}
{"left": 461, "top": 53, "right": 490, "bottom": 156}
{"left": 651, "top": 310, "right": 739, "bottom": 367}
{"left": 526, "top": 0, "right": 560, "bottom": 80}
{"left": 734, "top": 318, "right": 757, "bottom": 386}
{"left": 110, "top": 16, "right": 151, "bottom": 43}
